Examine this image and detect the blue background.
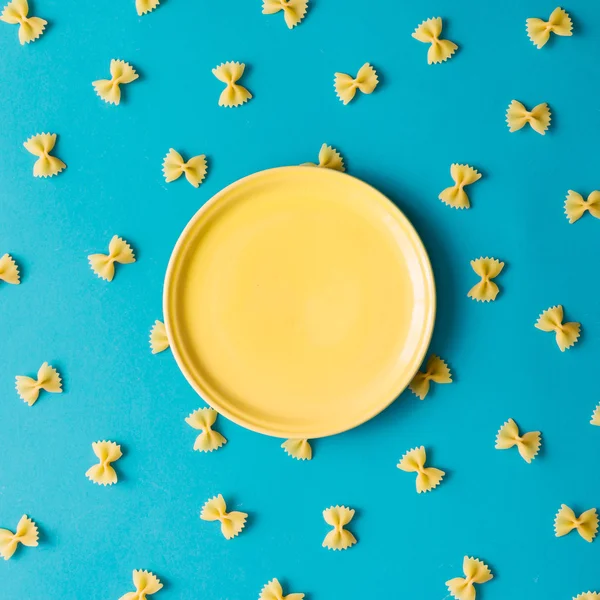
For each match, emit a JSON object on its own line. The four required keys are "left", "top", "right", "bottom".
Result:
{"left": 1, "top": 0, "right": 599, "bottom": 598}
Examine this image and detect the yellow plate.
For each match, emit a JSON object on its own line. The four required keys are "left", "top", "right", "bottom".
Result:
{"left": 164, "top": 166, "right": 435, "bottom": 438}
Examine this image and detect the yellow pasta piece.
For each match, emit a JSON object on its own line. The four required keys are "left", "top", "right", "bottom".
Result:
{"left": 564, "top": 190, "right": 600, "bottom": 224}
{"left": 590, "top": 404, "right": 600, "bottom": 426}
{"left": 412, "top": 17, "right": 457, "bottom": 64}
{"left": 200, "top": 494, "right": 247, "bottom": 539}
{"left": 574, "top": 594, "right": 600, "bottom": 600}
{"left": 262, "top": 0, "right": 308, "bottom": 29}
{"left": 0, "top": 0, "right": 46, "bottom": 44}
{"left": 15, "top": 362, "right": 62, "bottom": 406}
{"left": 23, "top": 133, "right": 66, "bottom": 178}
{"left": 506, "top": 100, "right": 551, "bottom": 135}
{"left": 260, "top": 578, "right": 305, "bottom": 600}
{"left": 85, "top": 441, "right": 122, "bottom": 486}
{"left": 162, "top": 149, "right": 208, "bottom": 188}
{"left": 495, "top": 418, "right": 541, "bottom": 463}
{"left": 302, "top": 144, "right": 345, "bottom": 172}
{"left": 0, "top": 515, "right": 38, "bottom": 560}
{"left": 526, "top": 7, "right": 572, "bottom": 49}
{"left": 334, "top": 63, "right": 378, "bottom": 105}
{"left": 446, "top": 556, "right": 493, "bottom": 600}
{"left": 136, "top": 0, "right": 160, "bottom": 16}
{"left": 150, "top": 320, "right": 169, "bottom": 354}
{"left": 535, "top": 305, "right": 580, "bottom": 351}
{"left": 468, "top": 257, "right": 504, "bottom": 302}
{"left": 322, "top": 505, "right": 356, "bottom": 550}
{"left": 397, "top": 446, "right": 445, "bottom": 493}
{"left": 88, "top": 235, "right": 136, "bottom": 282}
{"left": 438, "top": 164, "right": 481, "bottom": 209}
{"left": 281, "top": 438, "right": 312, "bottom": 460}
{"left": 0, "top": 253, "right": 20, "bottom": 285}
{"left": 554, "top": 505, "right": 598, "bottom": 542}
{"left": 119, "top": 570, "right": 163, "bottom": 600}
{"left": 212, "top": 62, "right": 252, "bottom": 107}
{"left": 92, "top": 59, "right": 139, "bottom": 105}
{"left": 409, "top": 354, "right": 452, "bottom": 400}
{"left": 185, "top": 407, "right": 227, "bottom": 452}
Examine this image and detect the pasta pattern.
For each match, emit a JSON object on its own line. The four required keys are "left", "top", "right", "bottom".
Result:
{"left": 23, "top": 133, "right": 66, "bottom": 178}
{"left": 397, "top": 446, "right": 445, "bottom": 493}
{"left": 0, "top": 0, "right": 46, "bottom": 44}
{"left": 302, "top": 144, "right": 345, "bottom": 172}
{"left": 590, "top": 404, "right": 600, "bottom": 426}
{"left": 468, "top": 257, "right": 504, "bottom": 302}
{"left": 200, "top": 494, "right": 248, "bottom": 539}
{"left": 150, "top": 320, "right": 170, "bottom": 354}
{"left": 0, "top": 253, "right": 20, "bottom": 285}
{"left": 446, "top": 557, "right": 493, "bottom": 600}
{"left": 554, "top": 505, "right": 598, "bottom": 542}
{"left": 506, "top": 100, "right": 551, "bottom": 135}
{"left": 262, "top": 0, "right": 308, "bottom": 29}
{"left": 438, "top": 164, "right": 481, "bottom": 209}
{"left": 409, "top": 354, "right": 452, "bottom": 399}
{"left": 0, "top": 515, "right": 38, "bottom": 560}
{"left": 119, "top": 570, "right": 163, "bottom": 600}
{"left": 535, "top": 305, "right": 580, "bottom": 351}
{"left": 92, "top": 60, "right": 139, "bottom": 105}
{"left": 412, "top": 17, "right": 457, "bottom": 64}
{"left": 136, "top": 0, "right": 160, "bottom": 16}
{"left": 526, "top": 7, "right": 572, "bottom": 49}
{"left": 212, "top": 62, "right": 252, "bottom": 107}
{"left": 334, "top": 63, "right": 378, "bottom": 105}
{"left": 259, "top": 578, "right": 305, "bottom": 600}
{"left": 322, "top": 506, "right": 356, "bottom": 550}
{"left": 564, "top": 190, "right": 600, "bottom": 224}
{"left": 162, "top": 149, "right": 208, "bottom": 188}
{"left": 185, "top": 408, "right": 227, "bottom": 452}
{"left": 281, "top": 438, "right": 312, "bottom": 460}
{"left": 88, "top": 235, "right": 136, "bottom": 282}
{"left": 85, "top": 441, "right": 122, "bottom": 486}
{"left": 15, "top": 362, "right": 62, "bottom": 406}
{"left": 495, "top": 418, "right": 541, "bottom": 463}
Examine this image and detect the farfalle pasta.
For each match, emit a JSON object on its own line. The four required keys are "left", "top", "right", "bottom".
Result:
{"left": 150, "top": 320, "right": 169, "bottom": 354}
{"left": 446, "top": 557, "right": 493, "bottom": 600}
{"left": 397, "top": 446, "right": 444, "bottom": 493}
{"left": 260, "top": 578, "right": 305, "bottom": 600}
{"left": 119, "top": 570, "right": 163, "bottom": 600}
{"left": 438, "top": 164, "right": 481, "bottom": 209}
{"left": 554, "top": 505, "right": 598, "bottom": 542}
{"left": 23, "top": 133, "right": 66, "bottom": 178}
{"left": 334, "top": 63, "right": 378, "bottom": 105}
{"left": 0, "top": 253, "right": 20, "bottom": 285}
{"left": 162, "top": 149, "right": 208, "bottom": 188}
{"left": 0, "top": 515, "right": 38, "bottom": 560}
{"left": 574, "top": 594, "right": 600, "bottom": 600}
{"left": 88, "top": 235, "right": 136, "bottom": 282}
{"left": 527, "top": 7, "right": 572, "bottom": 49}
{"left": 506, "top": 100, "right": 551, "bottom": 135}
{"left": 93, "top": 60, "right": 139, "bottom": 105}
{"left": 468, "top": 257, "right": 504, "bottom": 302}
{"left": 200, "top": 494, "right": 247, "bottom": 539}
{"left": 262, "top": 0, "right": 308, "bottom": 29}
{"left": 85, "top": 441, "right": 122, "bottom": 486}
{"left": 412, "top": 17, "right": 457, "bottom": 64}
{"left": 590, "top": 404, "right": 600, "bottom": 426}
{"left": 302, "top": 144, "right": 345, "bottom": 172}
{"left": 495, "top": 418, "right": 541, "bottom": 463}
{"left": 535, "top": 305, "right": 580, "bottom": 351}
{"left": 409, "top": 354, "right": 452, "bottom": 399}
{"left": 185, "top": 407, "right": 227, "bottom": 452}
{"left": 281, "top": 438, "right": 312, "bottom": 461}
{"left": 564, "top": 190, "right": 600, "bottom": 224}
{"left": 136, "top": 0, "right": 160, "bottom": 16}
{"left": 212, "top": 62, "right": 252, "bottom": 107}
{"left": 0, "top": 0, "right": 46, "bottom": 44}
{"left": 322, "top": 505, "right": 356, "bottom": 550}
{"left": 16, "top": 362, "right": 62, "bottom": 406}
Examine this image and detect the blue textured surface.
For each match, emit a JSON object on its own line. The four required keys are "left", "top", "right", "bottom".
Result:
{"left": 1, "top": 1, "right": 600, "bottom": 598}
